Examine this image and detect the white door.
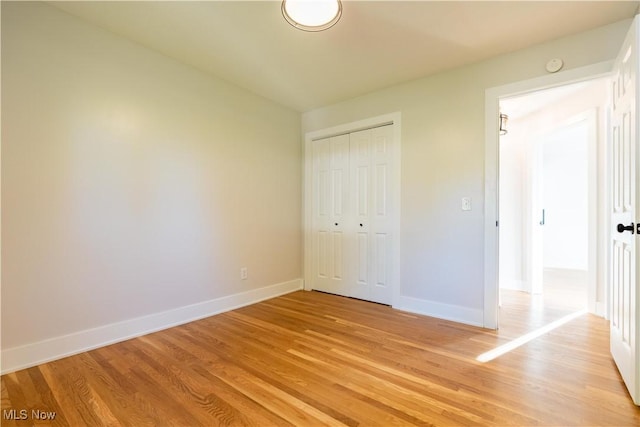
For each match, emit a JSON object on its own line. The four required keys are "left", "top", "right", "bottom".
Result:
{"left": 311, "top": 134, "right": 349, "bottom": 296}
{"left": 310, "top": 125, "right": 395, "bottom": 305}
{"left": 610, "top": 16, "right": 639, "bottom": 406}
{"left": 350, "top": 126, "right": 395, "bottom": 304}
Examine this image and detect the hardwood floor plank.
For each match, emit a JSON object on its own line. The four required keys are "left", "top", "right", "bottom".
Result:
{"left": 79, "top": 355, "right": 157, "bottom": 427}
{"left": 179, "top": 322, "right": 361, "bottom": 426}
{"left": 108, "top": 344, "right": 223, "bottom": 426}
{"left": 3, "top": 290, "right": 640, "bottom": 426}
{"left": 25, "top": 367, "right": 69, "bottom": 427}
{"left": 195, "top": 316, "right": 401, "bottom": 426}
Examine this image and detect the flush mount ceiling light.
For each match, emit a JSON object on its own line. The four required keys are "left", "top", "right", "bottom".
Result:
{"left": 282, "top": 0, "right": 342, "bottom": 32}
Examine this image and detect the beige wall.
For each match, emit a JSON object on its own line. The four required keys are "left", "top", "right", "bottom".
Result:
{"left": 302, "top": 19, "right": 631, "bottom": 318}
{"left": 1, "top": 2, "right": 301, "bottom": 350}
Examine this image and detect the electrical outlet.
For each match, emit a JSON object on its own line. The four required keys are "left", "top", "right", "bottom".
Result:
{"left": 240, "top": 267, "right": 248, "bottom": 280}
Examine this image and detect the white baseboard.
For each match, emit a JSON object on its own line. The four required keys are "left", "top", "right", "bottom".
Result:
{"left": 394, "top": 295, "right": 484, "bottom": 327}
{"left": 1, "top": 279, "right": 302, "bottom": 375}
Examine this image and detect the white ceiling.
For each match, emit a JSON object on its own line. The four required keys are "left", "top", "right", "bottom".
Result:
{"left": 50, "top": 1, "right": 638, "bottom": 112}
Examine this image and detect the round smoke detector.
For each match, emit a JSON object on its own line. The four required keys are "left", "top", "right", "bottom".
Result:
{"left": 546, "top": 58, "right": 564, "bottom": 73}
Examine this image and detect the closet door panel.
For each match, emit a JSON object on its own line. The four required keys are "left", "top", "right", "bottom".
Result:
{"left": 330, "top": 134, "right": 350, "bottom": 289}
{"left": 370, "top": 125, "right": 394, "bottom": 304}
{"left": 312, "top": 138, "right": 332, "bottom": 292}
{"left": 350, "top": 129, "right": 373, "bottom": 300}
{"left": 312, "top": 135, "right": 349, "bottom": 295}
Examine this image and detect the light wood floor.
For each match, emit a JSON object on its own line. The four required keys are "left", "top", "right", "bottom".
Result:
{"left": 3, "top": 290, "right": 639, "bottom": 426}
{"left": 499, "top": 268, "right": 590, "bottom": 337}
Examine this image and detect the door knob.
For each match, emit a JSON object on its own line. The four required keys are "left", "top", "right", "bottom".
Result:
{"left": 617, "top": 223, "right": 635, "bottom": 234}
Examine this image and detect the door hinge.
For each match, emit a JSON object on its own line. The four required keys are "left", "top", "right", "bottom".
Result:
{"left": 496, "top": 220, "right": 499, "bottom": 227}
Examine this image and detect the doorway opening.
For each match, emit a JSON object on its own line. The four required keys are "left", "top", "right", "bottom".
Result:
{"left": 497, "top": 77, "right": 608, "bottom": 332}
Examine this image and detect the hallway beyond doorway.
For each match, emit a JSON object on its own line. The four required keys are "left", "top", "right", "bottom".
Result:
{"left": 500, "top": 269, "right": 588, "bottom": 336}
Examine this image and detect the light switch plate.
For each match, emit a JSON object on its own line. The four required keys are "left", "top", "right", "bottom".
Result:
{"left": 462, "top": 197, "right": 472, "bottom": 211}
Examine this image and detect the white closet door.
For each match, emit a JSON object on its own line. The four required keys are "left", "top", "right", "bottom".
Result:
{"left": 370, "top": 125, "right": 395, "bottom": 304}
{"left": 312, "top": 134, "right": 349, "bottom": 295}
{"left": 310, "top": 125, "right": 395, "bottom": 305}
{"left": 350, "top": 129, "right": 373, "bottom": 301}
{"left": 350, "top": 126, "right": 394, "bottom": 304}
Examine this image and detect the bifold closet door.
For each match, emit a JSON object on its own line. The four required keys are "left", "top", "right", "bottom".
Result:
{"left": 311, "top": 125, "right": 394, "bottom": 304}
{"left": 311, "top": 134, "right": 349, "bottom": 296}
{"left": 350, "top": 126, "right": 394, "bottom": 304}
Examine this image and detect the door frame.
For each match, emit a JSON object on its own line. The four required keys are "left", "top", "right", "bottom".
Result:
{"left": 484, "top": 61, "right": 613, "bottom": 329}
{"left": 303, "top": 112, "right": 402, "bottom": 306}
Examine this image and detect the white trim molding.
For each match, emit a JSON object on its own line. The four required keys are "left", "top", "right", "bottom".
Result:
{"left": 1, "top": 279, "right": 302, "bottom": 375}
{"left": 395, "top": 295, "right": 484, "bottom": 327}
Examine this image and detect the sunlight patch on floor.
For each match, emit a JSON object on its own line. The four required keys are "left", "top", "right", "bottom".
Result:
{"left": 476, "top": 309, "right": 588, "bottom": 363}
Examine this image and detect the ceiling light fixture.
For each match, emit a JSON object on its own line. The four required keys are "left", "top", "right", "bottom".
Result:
{"left": 282, "top": 0, "right": 342, "bottom": 32}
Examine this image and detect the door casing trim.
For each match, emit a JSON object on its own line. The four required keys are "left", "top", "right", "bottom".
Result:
{"left": 484, "top": 61, "right": 613, "bottom": 329}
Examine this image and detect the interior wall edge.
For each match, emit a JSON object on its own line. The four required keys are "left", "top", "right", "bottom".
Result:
{"left": 0, "top": 278, "right": 303, "bottom": 375}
